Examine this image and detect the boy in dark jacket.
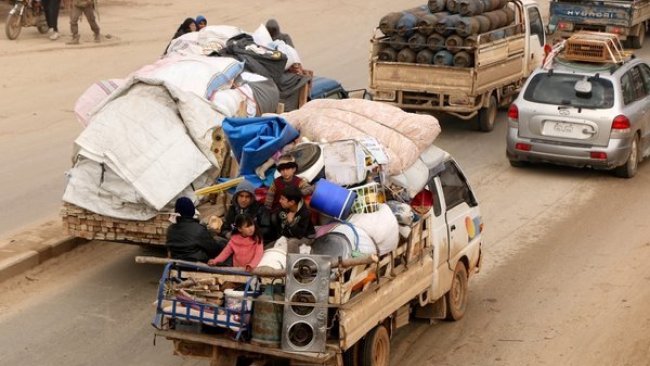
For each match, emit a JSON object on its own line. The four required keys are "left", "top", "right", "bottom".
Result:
{"left": 277, "top": 186, "right": 315, "bottom": 253}
{"left": 221, "top": 180, "right": 272, "bottom": 242}
{"left": 166, "top": 197, "right": 224, "bottom": 262}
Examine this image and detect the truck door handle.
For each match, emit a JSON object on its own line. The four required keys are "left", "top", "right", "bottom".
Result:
{"left": 450, "top": 225, "right": 456, "bottom": 231}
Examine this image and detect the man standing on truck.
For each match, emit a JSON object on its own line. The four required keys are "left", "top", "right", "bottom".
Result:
{"left": 265, "top": 19, "right": 294, "bottom": 47}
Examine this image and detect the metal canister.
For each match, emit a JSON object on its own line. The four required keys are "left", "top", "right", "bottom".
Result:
{"left": 251, "top": 283, "right": 284, "bottom": 347}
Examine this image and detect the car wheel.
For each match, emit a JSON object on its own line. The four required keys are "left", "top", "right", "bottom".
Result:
{"left": 478, "top": 94, "right": 497, "bottom": 132}
{"left": 630, "top": 29, "right": 645, "bottom": 50}
{"left": 614, "top": 134, "right": 639, "bottom": 178}
{"left": 445, "top": 261, "right": 468, "bottom": 321}
{"left": 362, "top": 325, "right": 390, "bottom": 366}
{"left": 509, "top": 159, "right": 527, "bottom": 168}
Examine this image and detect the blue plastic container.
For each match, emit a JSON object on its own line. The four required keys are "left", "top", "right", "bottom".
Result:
{"left": 310, "top": 179, "right": 357, "bottom": 220}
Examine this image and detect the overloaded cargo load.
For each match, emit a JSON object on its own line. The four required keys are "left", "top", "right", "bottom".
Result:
{"left": 145, "top": 100, "right": 485, "bottom": 366}
{"left": 62, "top": 23, "right": 314, "bottom": 244}
{"left": 369, "top": 0, "right": 548, "bottom": 132}
{"left": 376, "top": 0, "right": 516, "bottom": 67}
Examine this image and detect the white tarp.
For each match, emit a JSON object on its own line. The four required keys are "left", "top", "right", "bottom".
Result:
{"left": 63, "top": 78, "right": 225, "bottom": 219}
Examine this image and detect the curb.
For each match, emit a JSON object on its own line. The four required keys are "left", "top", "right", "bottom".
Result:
{"left": 0, "top": 236, "right": 88, "bottom": 283}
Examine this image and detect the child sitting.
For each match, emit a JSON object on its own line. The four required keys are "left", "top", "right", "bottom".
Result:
{"left": 264, "top": 154, "right": 313, "bottom": 212}
{"left": 207, "top": 214, "right": 264, "bottom": 269}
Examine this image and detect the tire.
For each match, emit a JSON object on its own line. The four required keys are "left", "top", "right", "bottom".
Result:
{"left": 5, "top": 13, "right": 22, "bottom": 40}
{"left": 343, "top": 341, "right": 362, "bottom": 366}
{"left": 630, "top": 24, "right": 646, "bottom": 49}
{"left": 478, "top": 94, "right": 497, "bottom": 132}
{"left": 614, "top": 134, "right": 639, "bottom": 178}
{"left": 361, "top": 325, "right": 390, "bottom": 366}
{"left": 37, "top": 22, "right": 49, "bottom": 34}
{"left": 445, "top": 261, "right": 468, "bottom": 321}
{"left": 509, "top": 159, "right": 527, "bottom": 168}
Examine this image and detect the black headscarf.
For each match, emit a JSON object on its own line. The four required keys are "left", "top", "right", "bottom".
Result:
{"left": 172, "top": 18, "right": 196, "bottom": 40}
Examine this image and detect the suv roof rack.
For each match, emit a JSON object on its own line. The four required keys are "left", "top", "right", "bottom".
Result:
{"left": 562, "top": 31, "right": 631, "bottom": 64}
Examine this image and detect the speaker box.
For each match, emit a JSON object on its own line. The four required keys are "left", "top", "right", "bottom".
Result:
{"left": 281, "top": 254, "right": 331, "bottom": 353}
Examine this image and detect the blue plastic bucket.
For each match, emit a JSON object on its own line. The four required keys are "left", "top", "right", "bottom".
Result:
{"left": 310, "top": 179, "right": 357, "bottom": 220}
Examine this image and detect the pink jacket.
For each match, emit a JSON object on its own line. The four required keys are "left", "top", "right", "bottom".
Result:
{"left": 211, "top": 234, "right": 263, "bottom": 268}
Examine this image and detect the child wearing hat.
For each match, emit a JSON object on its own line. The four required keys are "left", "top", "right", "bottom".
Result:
{"left": 264, "top": 154, "right": 313, "bottom": 212}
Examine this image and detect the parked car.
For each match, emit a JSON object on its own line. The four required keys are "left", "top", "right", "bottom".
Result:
{"left": 310, "top": 76, "right": 371, "bottom": 100}
{"left": 506, "top": 39, "right": 650, "bottom": 178}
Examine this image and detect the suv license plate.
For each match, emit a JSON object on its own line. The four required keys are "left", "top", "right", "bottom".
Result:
{"left": 542, "top": 121, "right": 590, "bottom": 139}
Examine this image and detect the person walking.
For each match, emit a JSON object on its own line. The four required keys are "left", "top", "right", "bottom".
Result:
{"left": 42, "top": 0, "right": 61, "bottom": 40}
{"left": 67, "top": 0, "right": 101, "bottom": 45}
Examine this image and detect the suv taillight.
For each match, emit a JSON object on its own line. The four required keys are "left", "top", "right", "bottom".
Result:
{"left": 508, "top": 104, "right": 518, "bottom": 121}
{"left": 612, "top": 115, "right": 630, "bottom": 130}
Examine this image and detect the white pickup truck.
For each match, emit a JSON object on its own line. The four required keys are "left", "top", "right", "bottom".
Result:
{"left": 149, "top": 145, "right": 484, "bottom": 366}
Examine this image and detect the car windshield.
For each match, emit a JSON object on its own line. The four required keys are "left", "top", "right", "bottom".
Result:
{"left": 523, "top": 72, "right": 614, "bottom": 109}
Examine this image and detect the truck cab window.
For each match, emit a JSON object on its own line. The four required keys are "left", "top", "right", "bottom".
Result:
{"left": 528, "top": 7, "right": 544, "bottom": 47}
{"left": 439, "top": 162, "right": 477, "bottom": 209}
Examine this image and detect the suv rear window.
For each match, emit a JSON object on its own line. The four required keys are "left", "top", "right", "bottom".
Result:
{"left": 523, "top": 72, "right": 614, "bottom": 109}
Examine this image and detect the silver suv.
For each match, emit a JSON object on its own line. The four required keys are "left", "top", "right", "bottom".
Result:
{"left": 506, "top": 57, "right": 650, "bottom": 178}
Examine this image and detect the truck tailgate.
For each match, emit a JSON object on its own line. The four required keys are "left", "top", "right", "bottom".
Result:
{"left": 371, "top": 62, "right": 474, "bottom": 94}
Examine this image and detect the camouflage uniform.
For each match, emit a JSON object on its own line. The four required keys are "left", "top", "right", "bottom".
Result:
{"left": 68, "top": 0, "right": 100, "bottom": 44}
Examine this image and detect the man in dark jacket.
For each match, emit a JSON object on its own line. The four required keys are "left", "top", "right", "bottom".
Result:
{"left": 166, "top": 197, "right": 225, "bottom": 262}
{"left": 265, "top": 19, "right": 294, "bottom": 47}
{"left": 221, "top": 180, "right": 273, "bottom": 242}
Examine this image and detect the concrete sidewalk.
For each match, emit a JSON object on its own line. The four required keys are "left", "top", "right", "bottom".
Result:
{"left": 0, "top": 220, "right": 87, "bottom": 282}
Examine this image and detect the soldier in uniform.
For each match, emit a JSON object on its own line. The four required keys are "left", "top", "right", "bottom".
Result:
{"left": 67, "top": 0, "right": 100, "bottom": 45}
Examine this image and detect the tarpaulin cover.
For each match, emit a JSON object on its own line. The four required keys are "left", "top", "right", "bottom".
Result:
{"left": 222, "top": 116, "right": 299, "bottom": 175}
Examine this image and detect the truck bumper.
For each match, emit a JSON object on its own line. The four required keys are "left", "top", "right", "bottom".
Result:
{"left": 506, "top": 127, "right": 633, "bottom": 169}
{"left": 155, "top": 329, "right": 340, "bottom": 365}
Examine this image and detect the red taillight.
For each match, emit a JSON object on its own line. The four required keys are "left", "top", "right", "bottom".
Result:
{"left": 612, "top": 115, "right": 630, "bottom": 130}
{"left": 543, "top": 43, "right": 552, "bottom": 56}
{"left": 515, "top": 143, "right": 531, "bottom": 151}
{"left": 508, "top": 104, "right": 519, "bottom": 121}
{"left": 590, "top": 152, "right": 608, "bottom": 160}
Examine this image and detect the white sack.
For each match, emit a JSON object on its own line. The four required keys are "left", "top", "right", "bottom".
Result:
{"left": 348, "top": 204, "right": 399, "bottom": 255}
{"left": 133, "top": 54, "right": 244, "bottom": 100}
{"left": 389, "top": 159, "right": 429, "bottom": 198}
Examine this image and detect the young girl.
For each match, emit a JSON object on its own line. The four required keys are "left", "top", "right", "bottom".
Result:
{"left": 208, "top": 215, "right": 263, "bottom": 269}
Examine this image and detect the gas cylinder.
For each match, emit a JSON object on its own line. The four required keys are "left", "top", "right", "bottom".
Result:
{"left": 251, "top": 283, "right": 284, "bottom": 347}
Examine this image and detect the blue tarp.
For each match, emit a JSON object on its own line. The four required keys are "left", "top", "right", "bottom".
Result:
{"left": 222, "top": 116, "right": 299, "bottom": 175}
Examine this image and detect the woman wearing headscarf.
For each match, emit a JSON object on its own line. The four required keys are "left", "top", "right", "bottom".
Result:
{"left": 172, "top": 17, "right": 197, "bottom": 40}
{"left": 195, "top": 15, "right": 207, "bottom": 30}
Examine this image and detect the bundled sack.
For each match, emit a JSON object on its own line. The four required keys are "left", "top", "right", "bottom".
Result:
{"left": 74, "top": 79, "right": 125, "bottom": 127}
{"left": 133, "top": 54, "right": 244, "bottom": 100}
{"left": 165, "top": 25, "right": 245, "bottom": 57}
{"left": 282, "top": 99, "right": 441, "bottom": 175}
{"left": 348, "top": 204, "right": 399, "bottom": 255}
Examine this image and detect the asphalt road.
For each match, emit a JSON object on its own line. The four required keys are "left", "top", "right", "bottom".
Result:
{"left": 0, "top": 1, "right": 649, "bottom": 366}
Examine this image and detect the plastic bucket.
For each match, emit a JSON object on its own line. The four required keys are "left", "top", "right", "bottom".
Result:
{"left": 310, "top": 179, "right": 357, "bottom": 220}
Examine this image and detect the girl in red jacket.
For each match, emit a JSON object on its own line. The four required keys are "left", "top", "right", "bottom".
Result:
{"left": 208, "top": 214, "right": 263, "bottom": 269}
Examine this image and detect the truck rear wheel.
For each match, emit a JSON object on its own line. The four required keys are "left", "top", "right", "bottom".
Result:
{"left": 445, "top": 262, "right": 468, "bottom": 321}
{"left": 630, "top": 23, "right": 646, "bottom": 49}
{"left": 478, "top": 94, "right": 497, "bottom": 132}
{"left": 362, "top": 325, "right": 390, "bottom": 366}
